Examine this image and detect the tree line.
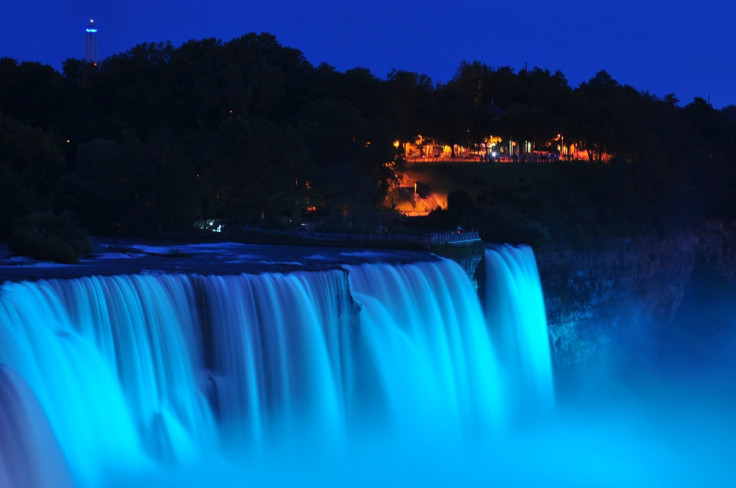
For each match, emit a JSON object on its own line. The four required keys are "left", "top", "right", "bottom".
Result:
{"left": 1, "top": 33, "right": 736, "bottom": 244}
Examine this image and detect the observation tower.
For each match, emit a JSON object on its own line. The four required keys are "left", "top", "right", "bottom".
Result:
{"left": 85, "top": 19, "right": 98, "bottom": 65}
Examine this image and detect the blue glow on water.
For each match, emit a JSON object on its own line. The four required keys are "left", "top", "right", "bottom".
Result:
{"left": 0, "top": 250, "right": 733, "bottom": 486}
{"left": 0, "top": 366, "right": 73, "bottom": 487}
{"left": 201, "top": 271, "right": 351, "bottom": 445}
{"left": 345, "top": 260, "right": 506, "bottom": 436}
{"left": 484, "top": 245, "right": 554, "bottom": 413}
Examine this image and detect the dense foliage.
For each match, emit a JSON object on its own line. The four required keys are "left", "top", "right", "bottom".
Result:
{"left": 0, "top": 35, "right": 401, "bottom": 239}
{"left": 1, "top": 34, "right": 735, "bottom": 248}
{"left": 7, "top": 212, "right": 93, "bottom": 263}
{"left": 413, "top": 63, "right": 736, "bottom": 246}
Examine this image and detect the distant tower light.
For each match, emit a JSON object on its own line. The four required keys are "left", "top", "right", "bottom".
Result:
{"left": 85, "top": 19, "right": 98, "bottom": 65}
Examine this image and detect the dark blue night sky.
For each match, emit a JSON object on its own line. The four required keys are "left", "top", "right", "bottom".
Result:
{"left": 2, "top": 0, "right": 734, "bottom": 108}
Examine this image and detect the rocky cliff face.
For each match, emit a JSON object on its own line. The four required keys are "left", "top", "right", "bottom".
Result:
{"left": 534, "top": 220, "right": 736, "bottom": 373}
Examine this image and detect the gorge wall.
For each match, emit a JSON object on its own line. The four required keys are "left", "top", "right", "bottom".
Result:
{"left": 532, "top": 220, "right": 736, "bottom": 386}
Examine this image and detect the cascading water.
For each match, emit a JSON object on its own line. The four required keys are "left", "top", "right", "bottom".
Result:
{"left": 198, "top": 271, "right": 357, "bottom": 446}
{"left": 345, "top": 260, "right": 506, "bottom": 437}
{"left": 0, "top": 249, "right": 555, "bottom": 487}
{"left": 0, "top": 366, "right": 73, "bottom": 488}
{"left": 482, "top": 245, "right": 555, "bottom": 413}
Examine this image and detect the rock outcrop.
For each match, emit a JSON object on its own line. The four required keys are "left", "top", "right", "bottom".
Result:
{"left": 535, "top": 220, "right": 736, "bottom": 370}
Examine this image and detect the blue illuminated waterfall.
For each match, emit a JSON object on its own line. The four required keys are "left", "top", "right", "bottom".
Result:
{"left": 483, "top": 245, "right": 555, "bottom": 412}
{"left": 0, "top": 247, "right": 553, "bottom": 487}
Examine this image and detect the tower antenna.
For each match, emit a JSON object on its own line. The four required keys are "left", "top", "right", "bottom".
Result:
{"left": 85, "top": 19, "right": 98, "bottom": 66}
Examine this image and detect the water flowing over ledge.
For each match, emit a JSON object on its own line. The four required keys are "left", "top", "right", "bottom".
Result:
{"left": 0, "top": 247, "right": 555, "bottom": 486}
{"left": 3, "top": 243, "right": 731, "bottom": 487}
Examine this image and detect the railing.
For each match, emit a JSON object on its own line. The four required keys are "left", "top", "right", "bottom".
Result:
{"left": 424, "top": 231, "right": 481, "bottom": 245}
{"left": 220, "top": 225, "right": 482, "bottom": 248}
{"left": 303, "top": 230, "right": 480, "bottom": 246}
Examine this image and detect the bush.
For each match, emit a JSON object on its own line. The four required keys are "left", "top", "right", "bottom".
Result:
{"left": 7, "top": 212, "right": 93, "bottom": 264}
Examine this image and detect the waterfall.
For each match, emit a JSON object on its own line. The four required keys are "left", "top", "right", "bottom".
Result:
{"left": 198, "top": 270, "right": 356, "bottom": 446}
{"left": 483, "top": 245, "right": 555, "bottom": 412}
{"left": 0, "top": 365, "right": 73, "bottom": 488}
{"left": 0, "top": 251, "right": 554, "bottom": 486}
{"left": 345, "top": 260, "right": 505, "bottom": 437}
